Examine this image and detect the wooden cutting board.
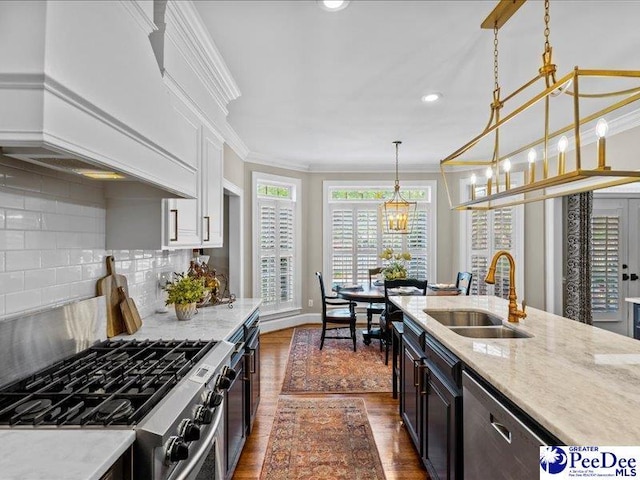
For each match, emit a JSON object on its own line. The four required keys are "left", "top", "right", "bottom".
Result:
{"left": 118, "top": 287, "right": 142, "bottom": 334}
{"left": 96, "top": 256, "right": 129, "bottom": 337}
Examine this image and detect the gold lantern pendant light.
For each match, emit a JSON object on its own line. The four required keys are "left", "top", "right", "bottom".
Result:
{"left": 382, "top": 141, "right": 417, "bottom": 234}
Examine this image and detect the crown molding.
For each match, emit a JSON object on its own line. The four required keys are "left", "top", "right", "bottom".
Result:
{"left": 119, "top": 0, "right": 157, "bottom": 35}
{"left": 165, "top": 0, "right": 240, "bottom": 115}
{"left": 308, "top": 160, "right": 437, "bottom": 173}
{"left": 246, "top": 152, "right": 312, "bottom": 172}
{"left": 222, "top": 123, "right": 250, "bottom": 160}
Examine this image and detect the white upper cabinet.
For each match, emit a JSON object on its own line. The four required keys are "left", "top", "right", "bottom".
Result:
{"left": 201, "top": 130, "right": 224, "bottom": 247}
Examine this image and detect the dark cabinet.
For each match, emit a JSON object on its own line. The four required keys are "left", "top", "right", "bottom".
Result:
{"left": 400, "top": 318, "right": 462, "bottom": 479}
{"left": 424, "top": 361, "right": 462, "bottom": 480}
{"left": 400, "top": 332, "right": 425, "bottom": 448}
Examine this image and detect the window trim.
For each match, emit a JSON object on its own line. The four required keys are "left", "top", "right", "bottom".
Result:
{"left": 252, "top": 172, "right": 302, "bottom": 314}
{"left": 458, "top": 175, "right": 525, "bottom": 296}
{"left": 322, "top": 180, "right": 437, "bottom": 285}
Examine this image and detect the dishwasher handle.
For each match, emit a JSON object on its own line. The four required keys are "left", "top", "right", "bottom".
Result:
{"left": 490, "top": 413, "right": 512, "bottom": 444}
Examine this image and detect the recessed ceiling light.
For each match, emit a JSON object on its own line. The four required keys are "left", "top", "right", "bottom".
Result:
{"left": 317, "top": 0, "right": 350, "bottom": 12}
{"left": 421, "top": 93, "right": 441, "bottom": 103}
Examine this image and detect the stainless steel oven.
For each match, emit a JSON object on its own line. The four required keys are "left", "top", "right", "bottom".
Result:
{"left": 0, "top": 297, "right": 236, "bottom": 480}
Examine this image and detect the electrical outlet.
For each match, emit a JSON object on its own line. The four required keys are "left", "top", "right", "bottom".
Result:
{"left": 308, "top": 299, "right": 313, "bottom": 307}
{"left": 158, "top": 271, "right": 172, "bottom": 289}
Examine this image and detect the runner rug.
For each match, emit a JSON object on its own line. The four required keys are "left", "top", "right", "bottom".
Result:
{"left": 281, "top": 327, "right": 392, "bottom": 394}
{"left": 259, "top": 397, "right": 386, "bottom": 480}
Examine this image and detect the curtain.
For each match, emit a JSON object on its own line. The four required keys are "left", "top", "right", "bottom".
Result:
{"left": 564, "top": 192, "right": 593, "bottom": 324}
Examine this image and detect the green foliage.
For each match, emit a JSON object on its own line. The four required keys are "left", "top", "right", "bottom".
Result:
{"left": 164, "top": 273, "right": 205, "bottom": 305}
{"left": 379, "top": 248, "right": 412, "bottom": 280}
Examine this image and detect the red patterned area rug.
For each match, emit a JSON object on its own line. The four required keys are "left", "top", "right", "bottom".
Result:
{"left": 260, "top": 397, "right": 386, "bottom": 480}
{"left": 281, "top": 327, "right": 392, "bottom": 394}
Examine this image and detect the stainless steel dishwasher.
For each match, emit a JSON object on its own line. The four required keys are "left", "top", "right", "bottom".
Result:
{"left": 463, "top": 371, "right": 549, "bottom": 479}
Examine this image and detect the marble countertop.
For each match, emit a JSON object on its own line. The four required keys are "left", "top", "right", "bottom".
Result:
{"left": 392, "top": 295, "right": 640, "bottom": 445}
{"left": 625, "top": 297, "right": 640, "bottom": 304}
{"left": 0, "top": 430, "right": 135, "bottom": 480}
{"left": 118, "top": 298, "right": 262, "bottom": 342}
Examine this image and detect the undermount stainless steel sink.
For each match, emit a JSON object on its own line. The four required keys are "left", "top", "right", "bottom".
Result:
{"left": 424, "top": 309, "right": 503, "bottom": 327}
{"left": 449, "top": 326, "right": 532, "bottom": 339}
{"left": 424, "top": 309, "right": 532, "bottom": 338}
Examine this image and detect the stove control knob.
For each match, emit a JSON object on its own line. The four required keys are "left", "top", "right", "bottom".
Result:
{"left": 195, "top": 405, "right": 214, "bottom": 424}
{"left": 217, "top": 375, "right": 232, "bottom": 390}
{"left": 179, "top": 419, "right": 201, "bottom": 442}
{"left": 204, "top": 389, "right": 224, "bottom": 408}
{"left": 224, "top": 366, "right": 237, "bottom": 382}
{"left": 165, "top": 436, "right": 189, "bottom": 463}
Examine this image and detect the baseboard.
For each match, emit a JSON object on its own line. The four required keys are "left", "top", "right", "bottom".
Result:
{"left": 260, "top": 313, "right": 369, "bottom": 334}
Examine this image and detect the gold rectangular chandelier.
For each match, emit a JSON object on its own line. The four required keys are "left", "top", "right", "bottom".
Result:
{"left": 441, "top": 0, "right": 640, "bottom": 210}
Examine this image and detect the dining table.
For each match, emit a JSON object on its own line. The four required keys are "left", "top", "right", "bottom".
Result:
{"left": 335, "top": 283, "right": 461, "bottom": 345}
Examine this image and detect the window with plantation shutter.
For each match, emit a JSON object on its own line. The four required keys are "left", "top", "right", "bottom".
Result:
{"left": 323, "top": 181, "right": 437, "bottom": 287}
{"left": 253, "top": 173, "right": 301, "bottom": 314}
{"left": 590, "top": 215, "right": 620, "bottom": 313}
{"left": 462, "top": 182, "right": 524, "bottom": 298}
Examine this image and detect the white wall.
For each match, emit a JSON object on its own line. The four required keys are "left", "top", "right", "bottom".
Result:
{"left": 0, "top": 155, "right": 190, "bottom": 319}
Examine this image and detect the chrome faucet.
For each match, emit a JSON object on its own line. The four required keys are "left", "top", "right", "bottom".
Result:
{"left": 484, "top": 250, "right": 527, "bottom": 323}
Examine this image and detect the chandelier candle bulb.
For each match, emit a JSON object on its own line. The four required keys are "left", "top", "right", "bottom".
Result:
{"left": 596, "top": 118, "right": 609, "bottom": 170}
{"left": 486, "top": 167, "right": 493, "bottom": 195}
{"left": 503, "top": 158, "right": 511, "bottom": 190}
{"left": 470, "top": 173, "right": 477, "bottom": 200}
{"left": 527, "top": 149, "right": 537, "bottom": 184}
{"left": 557, "top": 136, "right": 568, "bottom": 175}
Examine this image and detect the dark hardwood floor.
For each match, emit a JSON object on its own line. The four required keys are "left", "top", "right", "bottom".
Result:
{"left": 232, "top": 327, "right": 427, "bottom": 479}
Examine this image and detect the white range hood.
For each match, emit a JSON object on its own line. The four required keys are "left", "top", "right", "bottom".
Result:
{"left": 0, "top": 0, "right": 198, "bottom": 198}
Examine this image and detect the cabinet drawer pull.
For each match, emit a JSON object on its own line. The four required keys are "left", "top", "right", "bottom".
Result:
{"left": 490, "top": 414, "right": 512, "bottom": 444}
{"left": 248, "top": 349, "right": 256, "bottom": 374}
{"left": 419, "top": 365, "right": 428, "bottom": 396}
{"left": 170, "top": 209, "right": 178, "bottom": 241}
{"left": 204, "top": 216, "right": 210, "bottom": 242}
{"left": 413, "top": 359, "right": 420, "bottom": 387}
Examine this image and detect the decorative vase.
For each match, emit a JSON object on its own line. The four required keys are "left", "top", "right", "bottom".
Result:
{"left": 175, "top": 302, "right": 197, "bottom": 321}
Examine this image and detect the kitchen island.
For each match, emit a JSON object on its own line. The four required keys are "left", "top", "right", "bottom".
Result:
{"left": 392, "top": 295, "right": 640, "bottom": 446}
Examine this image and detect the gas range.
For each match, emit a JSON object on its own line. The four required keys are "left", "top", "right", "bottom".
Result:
{"left": 0, "top": 339, "right": 217, "bottom": 427}
{"left": 0, "top": 297, "right": 236, "bottom": 480}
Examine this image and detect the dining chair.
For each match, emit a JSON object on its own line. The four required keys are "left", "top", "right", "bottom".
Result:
{"left": 380, "top": 278, "right": 427, "bottom": 364}
{"left": 365, "top": 267, "right": 384, "bottom": 339}
{"left": 315, "top": 272, "right": 357, "bottom": 351}
{"left": 456, "top": 271, "right": 473, "bottom": 296}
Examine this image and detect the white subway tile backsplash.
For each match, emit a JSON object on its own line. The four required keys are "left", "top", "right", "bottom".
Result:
{"left": 0, "top": 190, "right": 25, "bottom": 209}
{"left": 0, "top": 230, "right": 24, "bottom": 250}
{"left": 81, "top": 263, "right": 103, "bottom": 281}
{"left": 56, "top": 265, "right": 82, "bottom": 284}
{"left": 25, "top": 231, "right": 57, "bottom": 250}
{"left": 25, "top": 268, "right": 57, "bottom": 289}
{"left": 25, "top": 195, "right": 56, "bottom": 213}
{"left": 0, "top": 159, "right": 192, "bottom": 320}
{"left": 41, "top": 249, "right": 69, "bottom": 267}
{"left": 6, "top": 250, "right": 42, "bottom": 271}
{"left": 5, "top": 209, "right": 41, "bottom": 230}
{"left": 0, "top": 272, "right": 25, "bottom": 293}
{"left": 4, "top": 166, "right": 42, "bottom": 193}
{"left": 69, "top": 280, "right": 96, "bottom": 299}
{"left": 41, "top": 284, "right": 70, "bottom": 306}
{"left": 68, "top": 249, "right": 96, "bottom": 265}
{"left": 40, "top": 177, "right": 70, "bottom": 197}
{"left": 5, "top": 289, "right": 42, "bottom": 315}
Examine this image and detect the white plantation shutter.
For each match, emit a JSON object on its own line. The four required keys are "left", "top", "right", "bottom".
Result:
{"left": 591, "top": 215, "right": 620, "bottom": 313}
{"left": 325, "top": 184, "right": 435, "bottom": 286}
{"left": 253, "top": 174, "right": 300, "bottom": 314}
{"left": 468, "top": 203, "right": 520, "bottom": 299}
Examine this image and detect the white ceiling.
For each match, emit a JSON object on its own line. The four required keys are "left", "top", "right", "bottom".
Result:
{"left": 194, "top": 0, "right": 640, "bottom": 172}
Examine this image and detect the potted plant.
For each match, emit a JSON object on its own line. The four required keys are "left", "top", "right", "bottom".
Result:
{"left": 379, "top": 248, "right": 412, "bottom": 280}
{"left": 164, "top": 273, "right": 205, "bottom": 320}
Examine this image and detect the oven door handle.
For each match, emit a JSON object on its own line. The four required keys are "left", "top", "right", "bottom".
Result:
{"left": 169, "top": 403, "right": 224, "bottom": 480}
